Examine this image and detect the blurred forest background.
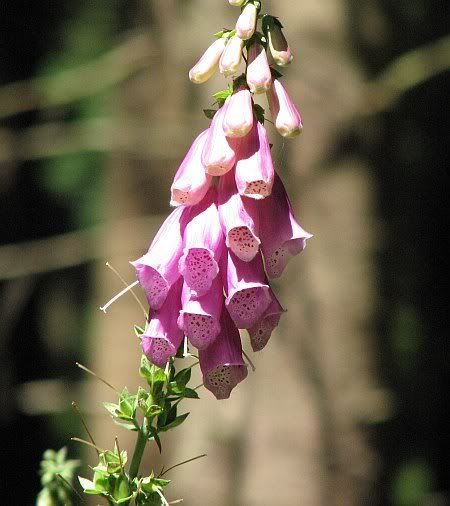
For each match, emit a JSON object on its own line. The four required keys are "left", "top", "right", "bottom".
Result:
{"left": 1, "top": 1, "right": 449, "bottom": 505}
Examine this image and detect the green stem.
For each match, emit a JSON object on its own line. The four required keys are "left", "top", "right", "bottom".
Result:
{"left": 129, "top": 417, "right": 149, "bottom": 480}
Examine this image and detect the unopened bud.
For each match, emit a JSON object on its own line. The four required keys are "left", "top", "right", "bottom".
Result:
{"left": 220, "top": 35, "right": 244, "bottom": 77}
{"left": 189, "top": 38, "right": 227, "bottom": 84}
{"left": 236, "top": 3, "right": 257, "bottom": 40}
{"left": 264, "top": 16, "right": 293, "bottom": 66}
{"left": 223, "top": 85, "right": 254, "bottom": 138}
{"left": 246, "top": 41, "right": 272, "bottom": 94}
{"left": 267, "top": 79, "right": 303, "bottom": 138}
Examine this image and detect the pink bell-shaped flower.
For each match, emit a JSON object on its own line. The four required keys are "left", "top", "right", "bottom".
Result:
{"left": 235, "top": 3, "right": 257, "bottom": 40}
{"left": 170, "top": 130, "right": 212, "bottom": 206}
{"left": 218, "top": 170, "right": 260, "bottom": 262}
{"left": 222, "top": 85, "right": 254, "bottom": 138}
{"left": 178, "top": 188, "right": 224, "bottom": 297}
{"left": 259, "top": 174, "right": 312, "bottom": 278}
{"left": 248, "top": 287, "right": 285, "bottom": 351}
{"left": 189, "top": 38, "right": 227, "bottom": 84}
{"left": 223, "top": 250, "right": 271, "bottom": 328}
{"left": 267, "top": 78, "right": 303, "bottom": 138}
{"left": 219, "top": 35, "right": 244, "bottom": 77}
{"left": 235, "top": 119, "right": 274, "bottom": 199}
{"left": 202, "top": 100, "right": 239, "bottom": 176}
{"left": 141, "top": 278, "right": 184, "bottom": 367}
{"left": 246, "top": 41, "right": 272, "bottom": 94}
{"left": 263, "top": 15, "right": 293, "bottom": 67}
{"left": 132, "top": 206, "right": 189, "bottom": 310}
{"left": 199, "top": 308, "right": 248, "bottom": 399}
{"left": 177, "top": 276, "right": 223, "bottom": 350}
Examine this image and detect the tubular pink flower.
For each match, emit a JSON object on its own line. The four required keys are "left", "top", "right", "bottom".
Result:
{"left": 219, "top": 35, "right": 244, "bottom": 77}
{"left": 246, "top": 41, "right": 272, "bottom": 94}
{"left": 177, "top": 276, "right": 223, "bottom": 350}
{"left": 222, "top": 85, "right": 254, "bottom": 138}
{"left": 131, "top": 206, "right": 189, "bottom": 310}
{"left": 202, "top": 100, "right": 239, "bottom": 176}
{"left": 141, "top": 278, "right": 183, "bottom": 368}
{"left": 189, "top": 38, "right": 227, "bottom": 84}
{"left": 267, "top": 78, "right": 303, "bottom": 138}
{"left": 248, "top": 287, "right": 285, "bottom": 351}
{"left": 218, "top": 170, "right": 260, "bottom": 262}
{"left": 235, "top": 3, "right": 257, "bottom": 40}
{"left": 223, "top": 250, "right": 271, "bottom": 328}
{"left": 259, "top": 174, "right": 312, "bottom": 278}
{"left": 265, "top": 17, "right": 293, "bottom": 66}
{"left": 178, "top": 188, "right": 224, "bottom": 297}
{"left": 235, "top": 119, "right": 274, "bottom": 199}
{"left": 170, "top": 130, "right": 212, "bottom": 207}
{"left": 199, "top": 308, "right": 248, "bottom": 400}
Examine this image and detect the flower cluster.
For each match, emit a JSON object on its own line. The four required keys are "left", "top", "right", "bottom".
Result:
{"left": 133, "top": 0, "right": 311, "bottom": 400}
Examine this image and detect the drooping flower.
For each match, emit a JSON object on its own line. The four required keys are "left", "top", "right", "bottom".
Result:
{"left": 170, "top": 130, "right": 212, "bottom": 207}
{"left": 246, "top": 40, "right": 272, "bottom": 94}
{"left": 189, "top": 38, "right": 227, "bottom": 84}
{"left": 235, "top": 2, "right": 258, "bottom": 40}
{"left": 132, "top": 206, "right": 189, "bottom": 310}
{"left": 141, "top": 278, "right": 184, "bottom": 367}
{"left": 202, "top": 100, "right": 239, "bottom": 176}
{"left": 177, "top": 276, "right": 223, "bottom": 350}
{"left": 178, "top": 187, "right": 224, "bottom": 297}
{"left": 222, "top": 84, "right": 254, "bottom": 138}
{"left": 235, "top": 119, "right": 274, "bottom": 199}
{"left": 259, "top": 174, "right": 312, "bottom": 278}
{"left": 223, "top": 250, "right": 271, "bottom": 328}
{"left": 248, "top": 287, "right": 285, "bottom": 351}
{"left": 219, "top": 35, "right": 244, "bottom": 77}
{"left": 262, "top": 15, "right": 293, "bottom": 67}
{"left": 218, "top": 170, "right": 260, "bottom": 262}
{"left": 267, "top": 78, "right": 303, "bottom": 138}
{"left": 199, "top": 308, "right": 248, "bottom": 399}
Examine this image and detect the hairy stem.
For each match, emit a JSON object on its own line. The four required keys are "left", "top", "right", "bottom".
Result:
{"left": 129, "top": 417, "right": 149, "bottom": 480}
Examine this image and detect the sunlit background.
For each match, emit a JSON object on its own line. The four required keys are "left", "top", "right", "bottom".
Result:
{"left": 1, "top": 1, "right": 449, "bottom": 505}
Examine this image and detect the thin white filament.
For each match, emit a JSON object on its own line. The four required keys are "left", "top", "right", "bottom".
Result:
{"left": 99, "top": 280, "right": 139, "bottom": 313}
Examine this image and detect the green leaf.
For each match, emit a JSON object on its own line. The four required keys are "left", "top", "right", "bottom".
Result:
{"left": 182, "top": 388, "right": 200, "bottom": 399}
{"left": 203, "top": 108, "right": 217, "bottom": 119}
{"left": 212, "top": 87, "right": 233, "bottom": 101}
{"left": 158, "top": 413, "right": 190, "bottom": 432}
{"left": 134, "top": 325, "right": 145, "bottom": 338}
{"left": 148, "top": 427, "right": 162, "bottom": 454}
{"left": 104, "top": 402, "right": 119, "bottom": 417}
{"left": 78, "top": 476, "right": 98, "bottom": 493}
{"left": 114, "top": 420, "right": 138, "bottom": 431}
{"left": 174, "top": 368, "right": 191, "bottom": 388}
{"left": 253, "top": 103, "right": 266, "bottom": 124}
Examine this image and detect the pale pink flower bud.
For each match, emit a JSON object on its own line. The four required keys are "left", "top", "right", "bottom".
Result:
{"left": 132, "top": 206, "right": 189, "bottom": 310}
{"left": 267, "top": 78, "right": 303, "bottom": 138}
{"left": 218, "top": 170, "right": 260, "bottom": 262}
{"left": 170, "top": 130, "right": 212, "bottom": 207}
{"left": 223, "top": 250, "right": 271, "bottom": 328}
{"left": 199, "top": 308, "right": 248, "bottom": 399}
{"left": 264, "top": 16, "right": 293, "bottom": 66}
{"left": 229, "top": 0, "right": 245, "bottom": 6}
{"left": 178, "top": 188, "right": 224, "bottom": 297}
{"left": 235, "top": 119, "right": 274, "bottom": 199}
{"left": 222, "top": 85, "right": 254, "bottom": 138}
{"left": 189, "top": 38, "right": 227, "bottom": 84}
{"left": 246, "top": 41, "right": 272, "bottom": 94}
{"left": 202, "top": 100, "right": 239, "bottom": 176}
{"left": 141, "top": 278, "right": 183, "bottom": 367}
{"left": 248, "top": 287, "right": 285, "bottom": 351}
{"left": 219, "top": 35, "right": 244, "bottom": 77}
{"left": 259, "top": 174, "right": 312, "bottom": 278}
{"left": 177, "top": 276, "right": 223, "bottom": 350}
{"left": 236, "top": 3, "right": 257, "bottom": 40}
